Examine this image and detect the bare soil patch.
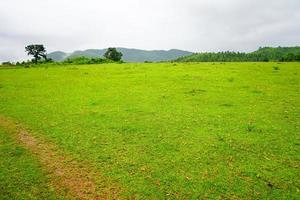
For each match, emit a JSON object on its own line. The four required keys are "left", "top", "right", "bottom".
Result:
{"left": 0, "top": 115, "right": 121, "bottom": 200}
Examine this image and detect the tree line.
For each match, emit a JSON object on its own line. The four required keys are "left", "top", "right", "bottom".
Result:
{"left": 176, "top": 47, "right": 300, "bottom": 62}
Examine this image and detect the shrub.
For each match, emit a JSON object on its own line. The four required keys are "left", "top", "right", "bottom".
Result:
{"left": 62, "top": 57, "right": 112, "bottom": 65}
{"left": 1, "top": 62, "right": 14, "bottom": 66}
{"left": 247, "top": 124, "right": 256, "bottom": 132}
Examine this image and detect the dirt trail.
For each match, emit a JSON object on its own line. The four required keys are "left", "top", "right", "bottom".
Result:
{"left": 0, "top": 115, "right": 121, "bottom": 200}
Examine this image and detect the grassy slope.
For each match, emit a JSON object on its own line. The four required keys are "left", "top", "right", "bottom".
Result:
{"left": 0, "top": 127, "right": 62, "bottom": 200}
{"left": 0, "top": 62, "right": 299, "bottom": 199}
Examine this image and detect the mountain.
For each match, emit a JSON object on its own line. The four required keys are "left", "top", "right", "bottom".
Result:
{"left": 48, "top": 48, "right": 193, "bottom": 62}
{"left": 47, "top": 51, "right": 69, "bottom": 61}
{"left": 175, "top": 46, "right": 300, "bottom": 62}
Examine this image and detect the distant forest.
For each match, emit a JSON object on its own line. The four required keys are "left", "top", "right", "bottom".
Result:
{"left": 175, "top": 47, "right": 300, "bottom": 62}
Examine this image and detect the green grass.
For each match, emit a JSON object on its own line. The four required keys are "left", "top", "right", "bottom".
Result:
{"left": 0, "top": 62, "right": 299, "bottom": 199}
{"left": 0, "top": 127, "right": 62, "bottom": 200}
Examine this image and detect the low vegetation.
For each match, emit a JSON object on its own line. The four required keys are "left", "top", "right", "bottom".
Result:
{"left": 0, "top": 127, "right": 61, "bottom": 199}
{"left": 62, "top": 56, "right": 113, "bottom": 65}
{"left": 0, "top": 62, "right": 299, "bottom": 199}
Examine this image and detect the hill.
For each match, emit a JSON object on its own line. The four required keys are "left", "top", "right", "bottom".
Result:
{"left": 48, "top": 48, "right": 193, "bottom": 62}
{"left": 175, "top": 46, "right": 300, "bottom": 62}
{"left": 250, "top": 46, "right": 300, "bottom": 60}
{"left": 46, "top": 51, "right": 69, "bottom": 61}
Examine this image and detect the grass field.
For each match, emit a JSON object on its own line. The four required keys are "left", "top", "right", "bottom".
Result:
{"left": 0, "top": 127, "right": 61, "bottom": 200}
{"left": 0, "top": 62, "right": 299, "bottom": 199}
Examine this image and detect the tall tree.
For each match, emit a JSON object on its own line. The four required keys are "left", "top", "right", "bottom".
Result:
{"left": 104, "top": 48, "right": 123, "bottom": 62}
{"left": 25, "top": 44, "right": 47, "bottom": 63}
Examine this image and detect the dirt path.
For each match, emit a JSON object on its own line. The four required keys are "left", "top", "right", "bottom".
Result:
{"left": 0, "top": 115, "right": 121, "bottom": 200}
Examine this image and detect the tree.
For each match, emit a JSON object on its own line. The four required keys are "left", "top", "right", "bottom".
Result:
{"left": 104, "top": 48, "right": 123, "bottom": 62}
{"left": 25, "top": 44, "right": 47, "bottom": 63}
{"left": 2, "top": 61, "right": 14, "bottom": 66}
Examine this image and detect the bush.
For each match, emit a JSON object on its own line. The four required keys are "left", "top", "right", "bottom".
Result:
{"left": 62, "top": 57, "right": 112, "bottom": 65}
{"left": 1, "top": 62, "right": 14, "bottom": 66}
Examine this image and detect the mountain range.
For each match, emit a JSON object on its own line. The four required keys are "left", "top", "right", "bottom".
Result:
{"left": 48, "top": 48, "right": 193, "bottom": 62}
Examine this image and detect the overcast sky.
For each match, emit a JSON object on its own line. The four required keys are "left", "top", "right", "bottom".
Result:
{"left": 1, "top": 0, "right": 300, "bottom": 62}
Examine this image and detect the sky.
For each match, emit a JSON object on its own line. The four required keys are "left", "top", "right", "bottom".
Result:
{"left": 1, "top": 0, "right": 300, "bottom": 62}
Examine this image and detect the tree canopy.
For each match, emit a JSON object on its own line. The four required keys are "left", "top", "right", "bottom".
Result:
{"left": 25, "top": 44, "right": 48, "bottom": 63}
{"left": 175, "top": 47, "right": 300, "bottom": 62}
{"left": 104, "top": 48, "right": 123, "bottom": 62}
